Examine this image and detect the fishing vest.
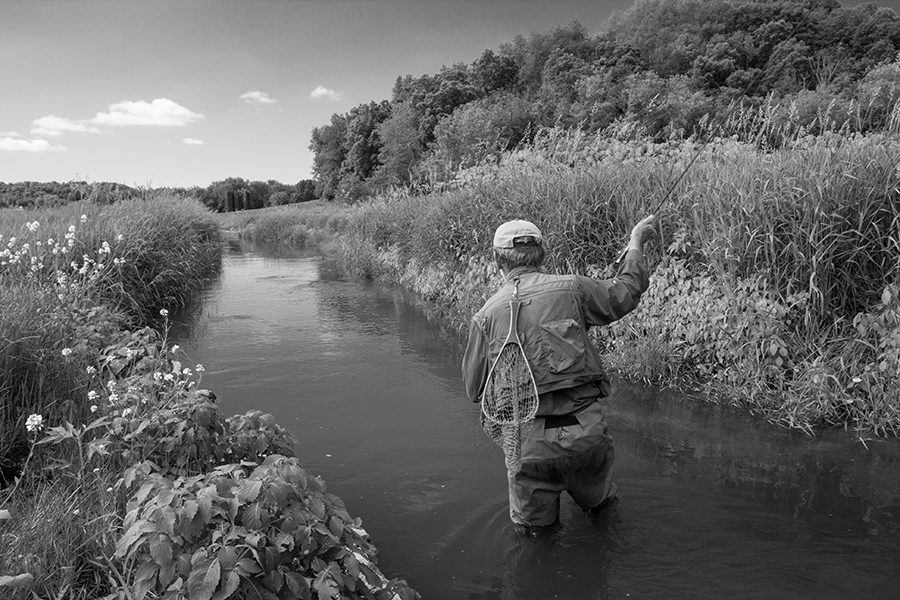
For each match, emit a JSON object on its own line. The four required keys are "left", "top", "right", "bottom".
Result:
{"left": 474, "top": 270, "right": 608, "bottom": 395}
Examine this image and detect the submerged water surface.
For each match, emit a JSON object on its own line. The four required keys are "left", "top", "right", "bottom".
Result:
{"left": 174, "top": 237, "right": 900, "bottom": 600}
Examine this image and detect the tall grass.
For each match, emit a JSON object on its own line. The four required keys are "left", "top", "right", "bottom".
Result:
{"left": 0, "top": 194, "right": 221, "bottom": 480}
{"left": 330, "top": 125, "right": 900, "bottom": 436}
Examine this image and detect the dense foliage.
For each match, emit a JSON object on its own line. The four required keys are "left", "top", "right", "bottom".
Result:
{"left": 0, "top": 181, "right": 142, "bottom": 208}
{"left": 309, "top": 0, "right": 900, "bottom": 200}
{"left": 165, "top": 179, "right": 318, "bottom": 213}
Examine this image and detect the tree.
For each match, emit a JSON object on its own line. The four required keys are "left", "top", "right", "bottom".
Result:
{"left": 309, "top": 114, "right": 348, "bottom": 200}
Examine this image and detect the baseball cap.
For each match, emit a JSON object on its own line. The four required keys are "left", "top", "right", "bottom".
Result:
{"left": 492, "top": 220, "right": 542, "bottom": 248}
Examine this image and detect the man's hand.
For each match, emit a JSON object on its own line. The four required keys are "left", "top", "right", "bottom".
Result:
{"left": 627, "top": 214, "right": 657, "bottom": 251}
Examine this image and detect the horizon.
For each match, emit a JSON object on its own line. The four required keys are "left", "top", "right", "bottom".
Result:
{"left": 2, "top": 0, "right": 898, "bottom": 188}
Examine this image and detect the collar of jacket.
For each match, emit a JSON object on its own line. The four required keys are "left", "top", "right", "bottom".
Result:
{"left": 504, "top": 266, "right": 540, "bottom": 282}
{"left": 505, "top": 267, "right": 539, "bottom": 283}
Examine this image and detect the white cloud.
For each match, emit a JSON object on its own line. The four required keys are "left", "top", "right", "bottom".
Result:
{"left": 182, "top": 137, "right": 204, "bottom": 145}
{"left": 0, "top": 137, "right": 66, "bottom": 152}
{"left": 93, "top": 98, "right": 204, "bottom": 127}
{"left": 31, "top": 115, "right": 100, "bottom": 137}
{"left": 0, "top": 130, "right": 21, "bottom": 137}
{"left": 240, "top": 90, "right": 277, "bottom": 105}
{"left": 310, "top": 85, "right": 342, "bottom": 101}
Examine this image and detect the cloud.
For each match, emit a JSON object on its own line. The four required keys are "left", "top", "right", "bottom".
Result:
{"left": 0, "top": 137, "right": 66, "bottom": 152}
{"left": 0, "top": 130, "right": 21, "bottom": 137}
{"left": 239, "top": 90, "right": 277, "bottom": 105}
{"left": 93, "top": 98, "right": 204, "bottom": 127}
{"left": 31, "top": 115, "right": 100, "bottom": 137}
{"left": 310, "top": 85, "right": 342, "bottom": 101}
{"left": 182, "top": 137, "right": 204, "bottom": 145}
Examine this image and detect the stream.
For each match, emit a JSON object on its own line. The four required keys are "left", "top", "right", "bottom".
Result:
{"left": 173, "top": 236, "right": 900, "bottom": 600}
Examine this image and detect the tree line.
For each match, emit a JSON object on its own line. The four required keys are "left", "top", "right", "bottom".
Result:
{"left": 0, "top": 179, "right": 318, "bottom": 211}
{"left": 309, "top": 0, "right": 900, "bottom": 200}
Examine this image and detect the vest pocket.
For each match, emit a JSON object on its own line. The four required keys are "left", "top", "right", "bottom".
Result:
{"left": 540, "top": 319, "right": 586, "bottom": 373}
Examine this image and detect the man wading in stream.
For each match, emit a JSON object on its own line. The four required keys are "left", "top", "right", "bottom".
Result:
{"left": 462, "top": 215, "right": 656, "bottom": 531}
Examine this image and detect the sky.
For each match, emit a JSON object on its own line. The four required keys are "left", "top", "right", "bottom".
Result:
{"left": 1, "top": 0, "right": 898, "bottom": 188}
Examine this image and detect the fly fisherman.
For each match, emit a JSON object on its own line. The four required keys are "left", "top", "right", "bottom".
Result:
{"left": 462, "top": 215, "right": 656, "bottom": 530}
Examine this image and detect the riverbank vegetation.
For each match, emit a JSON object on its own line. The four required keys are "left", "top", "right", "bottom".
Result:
{"left": 0, "top": 196, "right": 417, "bottom": 598}
{"left": 294, "top": 0, "right": 900, "bottom": 437}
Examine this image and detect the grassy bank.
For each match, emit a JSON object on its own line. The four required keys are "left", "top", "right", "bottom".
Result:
{"left": 314, "top": 128, "right": 900, "bottom": 438}
{"left": 215, "top": 201, "right": 348, "bottom": 248}
{"left": 0, "top": 195, "right": 418, "bottom": 598}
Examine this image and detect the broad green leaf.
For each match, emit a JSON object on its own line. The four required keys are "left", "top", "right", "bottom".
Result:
{"left": 311, "top": 569, "right": 340, "bottom": 600}
{"left": 234, "top": 557, "right": 263, "bottom": 576}
{"left": 211, "top": 570, "right": 240, "bottom": 600}
{"left": 262, "top": 569, "right": 284, "bottom": 593}
{"left": 235, "top": 479, "right": 262, "bottom": 504}
{"left": 186, "top": 558, "right": 221, "bottom": 600}
{"left": 115, "top": 520, "right": 156, "bottom": 559}
{"left": 149, "top": 533, "right": 173, "bottom": 567}
{"left": 284, "top": 572, "right": 311, "bottom": 599}
{"left": 133, "top": 561, "right": 159, "bottom": 600}
{"left": 242, "top": 503, "right": 267, "bottom": 530}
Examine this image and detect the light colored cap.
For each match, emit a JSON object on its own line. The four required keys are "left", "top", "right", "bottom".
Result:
{"left": 492, "top": 220, "right": 542, "bottom": 248}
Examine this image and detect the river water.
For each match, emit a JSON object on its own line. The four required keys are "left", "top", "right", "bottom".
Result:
{"left": 174, "top": 237, "right": 900, "bottom": 600}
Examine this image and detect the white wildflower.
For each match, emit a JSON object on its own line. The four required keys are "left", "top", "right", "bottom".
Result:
{"left": 163, "top": 373, "right": 175, "bottom": 382}
{"left": 153, "top": 372, "right": 163, "bottom": 381}
{"left": 80, "top": 214, "right": 87, "bottom": 224}
{"left": 109, "top": 393, "right": 120, "bottom": 403}
{"left": 170, "top": 344, "right": 180, "bottom": 353}
{"left": 107, "top": 379, "right": 116, "bottom": 391}
{"left": 195, "top": 364, "right": 205, "bottom": 372}
{"left": 88, "top": 390, "right": 99, "bottom": 401}
{"left": 25, "top": 414, "right": 44, "bottom": 433}
{"left": 116, "top": 234, "right": 123, "bottom": 241}
{"left": 86, "top": 366, "right": 96, "bottom": 374}
{"left": 90, "top": 405, "right": 98, "bottom": 413}
{"left": 121, "top": 407, "right": 132, "bottom": 417}
{"left": 92, "top": 467, "right": 100, "bottom": 473}
{"left": 159, "top": 309, "right": 169, "bottom": 317}
{"left": 61, "top": 347, "right": 73, "bottom": 357}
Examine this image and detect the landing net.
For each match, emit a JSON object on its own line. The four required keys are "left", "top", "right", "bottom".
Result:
{"left": 480, "top": 298, "right": 539, "bottom": 473}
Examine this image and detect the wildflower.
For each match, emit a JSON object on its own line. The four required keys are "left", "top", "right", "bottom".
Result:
{"left": 106, "top": 487, "right": 113, "bottom": 493}
{"left": 852, "top": 377, "right": 862, "bottom": 383}
{"left": 171, "top": 344, "right": 180, "bottom": 353}
{"left": 92, "top": 467, "right": 100, "bottom": 473}
{"left": 72, "top": 509, "right": 80, "bottom": 515}
{"left": 68, "top": 225, "right": 75, "bottom": 234}
{"left": 116, "top": 234, "right": 123, "bottom": 241}
{"left": 88, "top": 390, "right": 99, "bottom": 401}
{"left": 153, "top": 372, "right": 163, "bottom": 381}
{"left": 90, "top": 405, "right": 98, "bottom": 413}
{"left": 121, "top": 407, "right": 132, "bottom": 417}
{"left": 159, "top": 309, "right": 169, "bottom": 317}
{"left": 86, "top": 366, "right": 96, "bottom": 374}
{"left": 195, "top": 364, "right": 205, "bottom": 372}
{"left": 99, "top": 241, "right": 111, "bottom": 255}
{"left": 107, "top": 379, "right": 116, "bottom": 391}
{"left": 61, "top": 347, "right": 73, "bottom": 357}
{"left": 25, "top": 414, "right": 44, "bottom": 433}
{"left": 182, "top": 367, "right": 192, "bottom": 377}
{"left": 26, "top": 221, "right": 39, "bottom": 232}
{"left": 109, "top": 393, "right": 120, "bottom": 403}
{"left": 80, "top": 214, "right": 87, "bottom": 224}
{"left": 163, "top": 373, "right": 175, "bottom": 382}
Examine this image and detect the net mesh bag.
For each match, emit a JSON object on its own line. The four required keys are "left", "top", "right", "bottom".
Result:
{"left": 480, "top": 300, "right": 538, "bottom": 473}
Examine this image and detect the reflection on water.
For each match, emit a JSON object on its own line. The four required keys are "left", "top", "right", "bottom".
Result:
{"left": 173, "top": 238, "right": 900, "bottom": 600}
